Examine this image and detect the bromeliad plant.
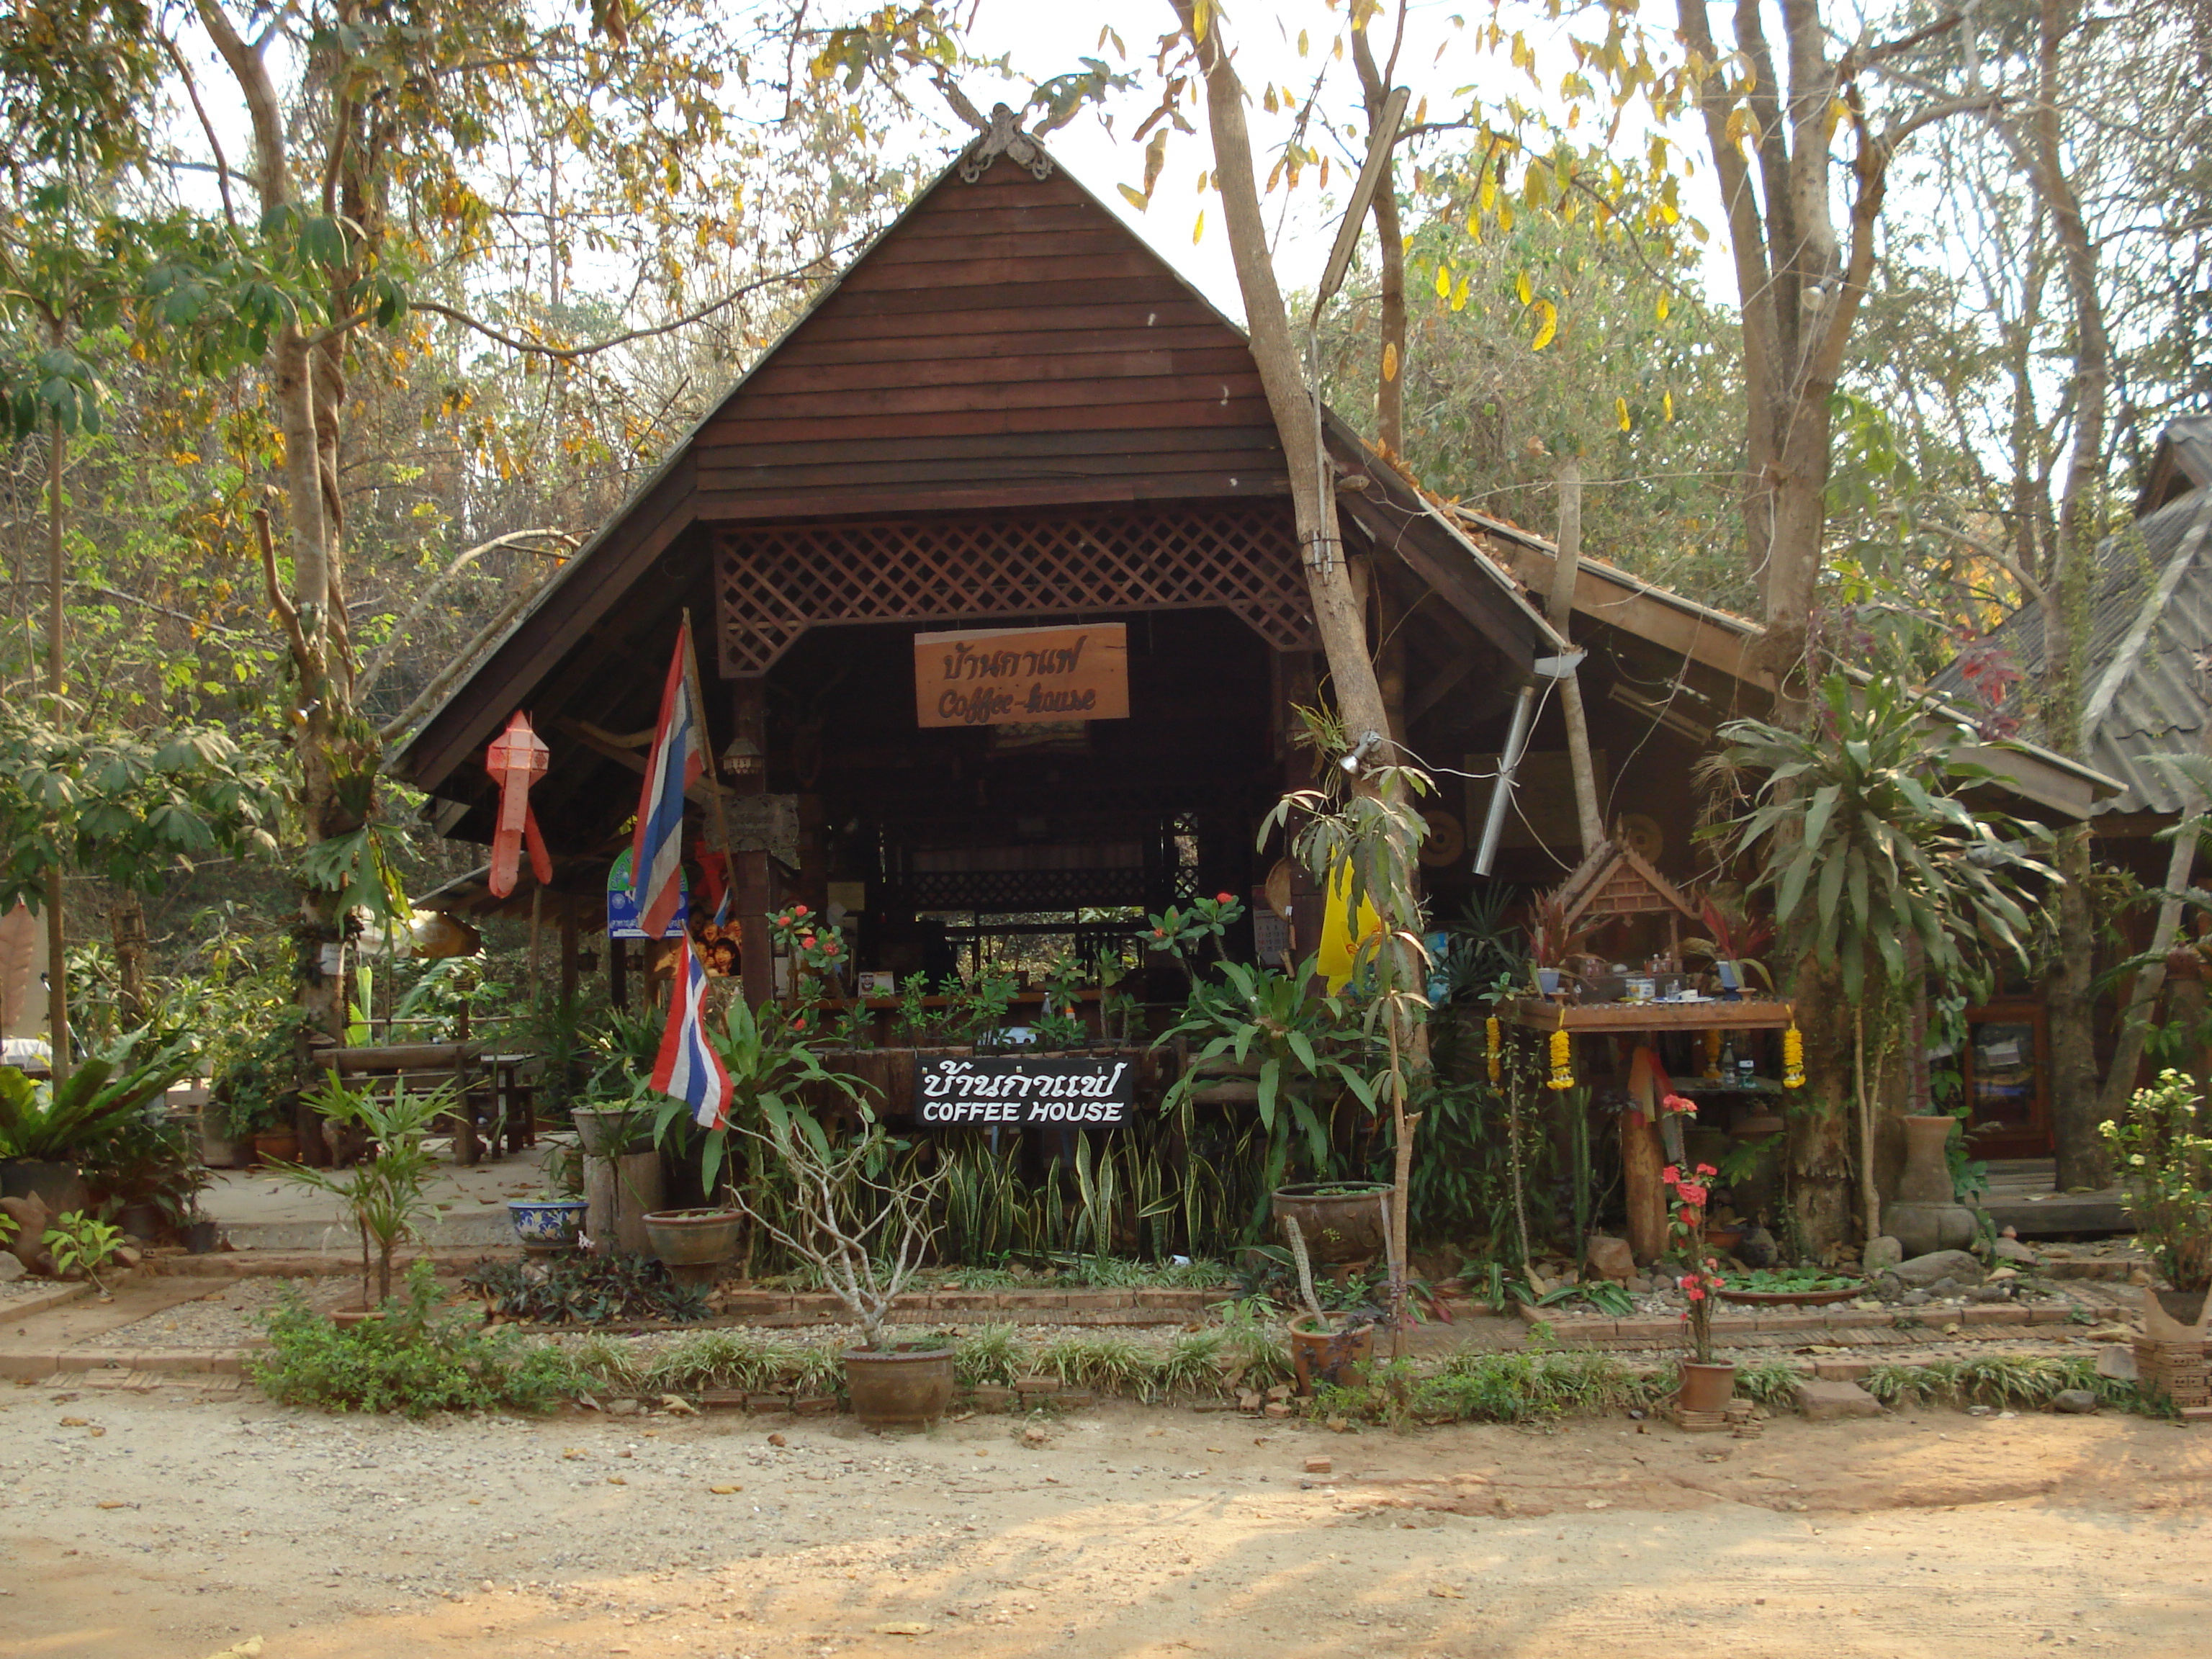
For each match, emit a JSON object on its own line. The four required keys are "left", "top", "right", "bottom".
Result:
{"left": 0, "top": 1033, "right": 196, "bottom": 1164}
{"left": 2100, "top": 1069, "right": 2212, "bottom": 1298}
{"left": 1705, "top": 674, "right": 2052, "bottom": 1005}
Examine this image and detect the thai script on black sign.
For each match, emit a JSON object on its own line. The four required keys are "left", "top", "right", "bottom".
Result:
{"left": 914, "top": 1056, "right": 1134, "bottom": 1125}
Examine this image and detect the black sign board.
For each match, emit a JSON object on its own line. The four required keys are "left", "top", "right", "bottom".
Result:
{"left": 914, "top": 1056, "right": 1136, "bottom": 1127}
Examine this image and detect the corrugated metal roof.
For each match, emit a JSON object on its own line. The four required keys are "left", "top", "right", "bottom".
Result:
{"left": 1933, "top": 487, "right": 2212, "bottom": 815}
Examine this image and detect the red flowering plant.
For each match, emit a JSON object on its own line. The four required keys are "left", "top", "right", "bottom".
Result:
{"left": 1664, "top": 1161, "right": 1725, "bottom": 1364}
{"left": 768, "top": 902, "right": 848, "bottom": 1007}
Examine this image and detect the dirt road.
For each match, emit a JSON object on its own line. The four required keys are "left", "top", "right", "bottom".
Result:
{"left": 3, "top": 1388, "right": 2207, "bottom": 1658}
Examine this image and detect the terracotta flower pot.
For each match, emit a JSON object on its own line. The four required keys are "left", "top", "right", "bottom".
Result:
{"left": 643, "top": 1207, "right": 742, "bottom": 1267}
{"left": 1678, "top": 1360, "right": 1737, "bottom": 1414}
{"left": 1272, "top": 1182, "right": 1391, "bottom": 1265}
{"left": 845, "top": 1344, "right": 956, "bottom": 1429}
{"left": 250, "top": 1131, "right": 300, "bottom": 1166}
{"left": 1289, "top": 1315, "right": 1375, "bottom": 1395}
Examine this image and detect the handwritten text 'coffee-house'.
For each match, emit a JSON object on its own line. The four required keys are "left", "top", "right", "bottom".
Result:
{"left": 915, "top": 1059, "right": 1133, "bottom": 1125}
{"left": 913, "top": 623, "right": 1128, "bottom": 729}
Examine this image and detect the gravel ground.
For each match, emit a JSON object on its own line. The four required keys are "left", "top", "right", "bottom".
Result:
{"left": 66, "top": 1276, "right": 318, "bottom": 1349}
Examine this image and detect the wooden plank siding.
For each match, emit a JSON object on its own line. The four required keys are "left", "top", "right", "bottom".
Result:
{"left": 392, "top": 141, "right": 1548, "bottom": 811}
{"left": 688, "top": 158, "right": 1289, "bottom": 518}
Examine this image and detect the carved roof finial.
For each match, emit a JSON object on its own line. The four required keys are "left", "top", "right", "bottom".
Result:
{"left": 960, "top": 103, "right": 1053, "bottom": 184}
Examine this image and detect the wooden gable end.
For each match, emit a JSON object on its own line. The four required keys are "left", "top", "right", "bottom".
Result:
{"left": 689, "top": 162, "right": 1288, "bottom": 521}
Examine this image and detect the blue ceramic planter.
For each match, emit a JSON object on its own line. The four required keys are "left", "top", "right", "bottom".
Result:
{"left": 508, "top": 1198, "right": 588, "bottom": 1248}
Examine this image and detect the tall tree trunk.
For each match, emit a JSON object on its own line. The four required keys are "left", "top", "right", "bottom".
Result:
{"left": 2023, "top": 0, "right": 2111, "bottom": 1190}
{"left": 1349, "top": 17, "right": 1405, "bottom": 458}
{"left": 1174, "top": 0, "right": 1416, "bottom": 1335}
{"left": 1548, "top": 458, "right": 1604, "bottom": 853}
{"left": 109, "top": 892, "right": 149, "bottom": 1031}
{"left": 45, "top": 407, "right": 68, "bottom": 1084}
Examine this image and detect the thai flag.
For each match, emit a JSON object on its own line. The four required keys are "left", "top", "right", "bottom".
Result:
{"left": 631, "top": 622, "right": 701, "bottom": 941}
{"left": 652, "top": 940, "right": 732, "bottom": 1130}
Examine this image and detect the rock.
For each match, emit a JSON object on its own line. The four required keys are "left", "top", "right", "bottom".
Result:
{"left": 766, "top": 1432, "right": 787, "bottom": 1447}
{"left": 1875, "top": 1272, "right": 1907, "bottom": 1300}
{"left": 1863, "top": 1236, "right": 1905, "bottom": 1273}
{"left": 1988, "top": 1267, "right": 2019, "bottom": 1282}
{"left": 0, "top": 1253, "right": 24, "bottom": 1282}
{"left": 1020, "top": 1425, "right": 1050, "bottom": 1448}
{"left": 605, "top": 1398, "right": 641, "bottom": 1417}
{"left": 1737, "top": 1226, "right": 1779, "bottom": 1269}
{"left": 2083, "top": 1323, "right": 2133, "bottom": 1344}
{"left": 1966, "top": 1285, "right": 2012, "bottom": 1303}
{"left": 1901, "top": 1290, "right": 1932, "bottom": 1307}
{"left": 1887, "top": 1201, "right": 1979, "bottom": 1257}
{"left": 1794, "top": 1378, "right": 1884, "bottom": 1421}
{"left": 1303, "top": 1456, "right": 1332, "bottom": 1474}
{"left": 1991, "top": 1236, "right": 2041, "bottom": 1266}
{"left": 2095, "top": 1346, "right": 2139, "bottom": 1383}
{"left": 2053, "top": 1389, "right": 2100, "bottom": 1415}
{"left": 1584, "top": 1235, "right": 1635, "bottom": 1285}
{"left": 0, "top": 1193, "right": 54, "bottom": 1275}
{"left": 1893, "top": 1249, "right": 1985, "bottom": 1288}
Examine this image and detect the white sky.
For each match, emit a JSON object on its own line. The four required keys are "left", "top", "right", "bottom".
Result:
{"left": 954, "top": 0, "right": 1731, "bottom": 322}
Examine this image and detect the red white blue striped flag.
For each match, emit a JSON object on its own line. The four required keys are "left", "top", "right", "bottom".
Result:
{"left": 652, "top": 939, "right": 732, "bottom": 1130}
{"left": 630, "top": 620, "right": 701, "bottom": 941}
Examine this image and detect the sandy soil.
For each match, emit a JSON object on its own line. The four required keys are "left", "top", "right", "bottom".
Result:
{"left": 3, "top": 1388, "right": 2209, "bottom": 1659}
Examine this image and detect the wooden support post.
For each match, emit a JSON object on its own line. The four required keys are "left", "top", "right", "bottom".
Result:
{"left": 608, "top": 936, "right": 628, "bottom": 1010}
{"left": 1623, "top": 1046, "right": 1670, "bottom": 1266}
{"left": 729, "top": 676, "right": 773, "bottom": 1010}
{"left": 559, "top": 902, "right": 579, "bottom": 1010}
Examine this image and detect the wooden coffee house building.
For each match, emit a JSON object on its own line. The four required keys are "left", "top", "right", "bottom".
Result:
{"left": 392, "top": 117, "right": 1577, "bottom": 1007}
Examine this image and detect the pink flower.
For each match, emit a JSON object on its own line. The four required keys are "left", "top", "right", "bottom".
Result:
{"left": 1152, "top": 927, "right": 1167, "bottom": 938}
{"left": 1660, "top": 1092, "right": 1694, "bottom": 1115}
{"left": 1677, "top": 1182, "right": 1708, "bottom": 1207}
{"left": 1686, "top": 1285, "right": 1705, "bottom": 1302}
{"left": 793, "top": 904, "right": 809, "bottom": 915}
{"left": 1215, "top": 891, "right": 1235, "bottom": 904}
{"left": 800, "top": 934, "right": 816, "bottom": 948}
{"left": 1661, "top": 1164, "right": 1680, "bottom": 1184}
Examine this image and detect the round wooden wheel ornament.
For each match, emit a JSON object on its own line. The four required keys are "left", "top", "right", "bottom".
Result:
{"left": 1618, "top": 811, "right": 1664, "bottom": 863}
{"left": 1418, "top": 809, "right": 1465, "bottom": 868}
{"left": 1264, "top": 857, "right": 1295, "bottom": 919}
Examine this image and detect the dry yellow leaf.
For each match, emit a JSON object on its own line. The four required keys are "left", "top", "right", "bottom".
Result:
{"left": 710, "top": 1484, "right": 742, "bottom": 1494}
{"left": 873, "top": 1622, "right": 933, "bottom": 1637}
{"left": 1381, "top": 342, "right": 1399, "bottom": 382}
{"left": 1531, "top": 300, "right": 1557, "bottom": 351}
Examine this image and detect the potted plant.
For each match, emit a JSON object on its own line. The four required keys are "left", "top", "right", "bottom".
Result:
{"left": 570, "top": 1007, "right": 663, "bottom": 1155}
{"left": 1665, "top": 1161, "right": 1736, "bottom": 1413}
{"left": 272, "top": 1074, "right": 451, "bottom": 1310}
{"left": 729, "top": 1119, "right": 955, "bottom": 1429}
{"left": 1281, "top": 1215, "right": 1374, "bottom": 1395}
{"left": 1, "top": 1034, "right": 196, "bottom": 1214}
{"left": 644, "top": 994, "right": 870, "bottom": 1276}
{"left": 1155, "top": 956, "right": 1386, "bottom": 1260}
{"left": 83, "top": 1100, "right": 212, "bottom": 1242}
{"left": 2101, "top": 1069, "right": 2212, "bottom": 1331}
{"left": 1527, "top": 894, "right": 1591, "bottom": 997}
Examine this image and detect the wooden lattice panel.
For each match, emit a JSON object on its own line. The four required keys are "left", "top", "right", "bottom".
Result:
{"left": 714, "top": 509, "right": 1313, "bottom": 675}
{"left": 1584, "top": 865, "right": 1672, "bottom": 917}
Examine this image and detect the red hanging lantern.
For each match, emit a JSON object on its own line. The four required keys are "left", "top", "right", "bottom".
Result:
{"left": 485, "top": 711, "right": 553, "bottom": 898}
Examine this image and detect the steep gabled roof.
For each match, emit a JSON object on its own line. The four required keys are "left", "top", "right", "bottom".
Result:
{"left": 390, "top": 123, "right": 1557, "bottom": 806}
{"left": 1932, "top": 486, "right": 2212, "bottom": 817}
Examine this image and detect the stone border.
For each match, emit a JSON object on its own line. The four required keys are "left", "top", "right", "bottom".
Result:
{"left": 1515, "top": 1298, "right": 2087, "bottom": 1346}
{"left": 0, "top": 1280, "right": 94, "bottom": 1322}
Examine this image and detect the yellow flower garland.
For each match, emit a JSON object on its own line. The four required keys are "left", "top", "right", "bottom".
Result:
{"left": 1485, "top": 1015, "right": 1503, "bottom": 1085}
{"left": 1547, "top": 1020, "right": 1575, "bottom": 1091}
{"left": 1783, "top": 1009, "right": 1805, "bottom": 1089}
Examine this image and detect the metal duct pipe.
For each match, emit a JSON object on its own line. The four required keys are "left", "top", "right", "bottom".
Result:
{"left": 1473, "top": 680, "right": 1538, "bottom": 876}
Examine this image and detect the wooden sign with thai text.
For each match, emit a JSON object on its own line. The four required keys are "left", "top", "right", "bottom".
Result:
{"left": 913, "top": 624, "right": 1129, "bottom": 728}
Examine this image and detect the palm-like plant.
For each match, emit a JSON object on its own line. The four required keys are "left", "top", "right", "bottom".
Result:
{"left": 1706, "top": 675, "right": 2052, "bottom": 1002}
{"left": 0, "top": 1033, "right": 195, "bottom": 1162}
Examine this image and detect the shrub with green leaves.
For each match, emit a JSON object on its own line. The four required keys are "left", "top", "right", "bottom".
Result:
{"left": 2101, "top": 1069, "right": 2212, "bottom": 1295}
{"left": 254, "top": 1262, "right": 580, "bottom": 1418}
